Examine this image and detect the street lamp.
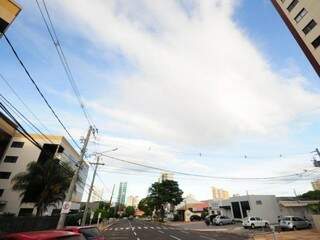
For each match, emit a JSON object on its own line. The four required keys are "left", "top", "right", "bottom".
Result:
{"left": 0, "top": 0, "right": 21, "bottom": 35}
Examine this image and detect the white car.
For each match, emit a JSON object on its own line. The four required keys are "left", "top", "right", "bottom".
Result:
{"left": 242, "top": 217, "right": 269, "bottom": 229}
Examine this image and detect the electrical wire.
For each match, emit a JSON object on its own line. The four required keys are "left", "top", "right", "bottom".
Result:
{"left": 2, "top": 33, "right": 81, "bottom": 151}
{"left": 101, "top": 154, "right": 316, "bottom": 181}
{"left": 35, "top": 0, "right": 95, "bottom": 128}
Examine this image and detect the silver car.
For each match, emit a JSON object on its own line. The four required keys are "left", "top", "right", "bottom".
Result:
{"left": 214, "top": 215, "right": 234, "bottom": 225}
{"left": 280, "top": 216, "right": 312, "bottom": 230}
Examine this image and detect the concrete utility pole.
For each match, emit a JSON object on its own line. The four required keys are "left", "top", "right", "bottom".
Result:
{"left": 57, "top": 126, "right": 93, "bottom": 229}
{"left": 81, "top": 155, "right": 105, "bottom": 226}
{"left": 312, "top": 148, "right": 320, "bottom": 167}
{"left": 109, "top": 184, "right": 115, "bottom": 206}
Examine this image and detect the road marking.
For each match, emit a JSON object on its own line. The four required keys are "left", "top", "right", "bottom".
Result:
{"left": 156, "top": 226, "right": 161, "bottom": 229}
{"left": 200, "top": 235, "right": 216, "bottom": 240}
{"left": 126, "top": 227, "right": 129, "bottom": 230}
{"left": 137, "top": 238, "right": 140, "bottom": 240}
{"left": 170, "top": 235, "right": 181, "bottom": 240}
{"left": 158, "top": 230, "right": 164, "bottom": 234}
{"left": 180, "top": 230, "right": 188, "bottom": 234}
{"left": 115, "top": 227, "right": 118, "bottom": 231}
{"left": 150, "top": 226, "right": 154, "bottom": 229}
{"left": 144, "top": 226, "right": 148, "bottom": 229}
{"left": 133, "top": 231, "right": 137, "bottom": 236}
{"left": 120, "top": 227, "right": 124, "bottom": 230}
{"left": 109, "top": 228, "right": 113, "bottom": 230}
{"left": 138, "top": 226, "right": 141, "bottom": 229}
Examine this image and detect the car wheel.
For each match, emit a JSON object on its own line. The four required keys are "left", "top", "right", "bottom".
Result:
{"left": 251, "top": 224, "right": 255, "bottom": 229}
{"left": 265, "top": 223, "right": 269, "bottom": 228}
{"left": 292, "top": 226, "right": 296, "bottom": 231}
{"left": 308, "top": 224, "right": 312, "bottom": 229}
{"left": 219, "top": 222, "right": 223, "bottom": 226}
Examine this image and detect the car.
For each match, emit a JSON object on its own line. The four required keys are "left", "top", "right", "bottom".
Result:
{"left": 213, "top": 215, "right": 234, "bottom": 225}
{"left": 128, "top": 215, "right": 134, "bottom": 220}
{"left": 242, "top": 217, "right": 269, "bottom": 229}
{"left": 63, "top": 226, "right": 105, "bottom": 240}
{"left": 190, "top": 215, "right": 202, "bottom": 221}
{"left": 280, "top": 216, "right": 312, "bottom": 230}
{"left": 1, "top": 230, "right": 83, "bottom": 240}
{"left": 204, "top": 214, "right": 218, "bottom": 225}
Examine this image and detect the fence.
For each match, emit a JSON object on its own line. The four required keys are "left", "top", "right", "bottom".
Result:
{"left": 0, "top": 216, "right": 59, "bottom": 233}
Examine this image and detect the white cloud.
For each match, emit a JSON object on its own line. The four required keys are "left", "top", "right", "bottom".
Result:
{"left": 55, "top": 0, "right": 320, "bottom": 146}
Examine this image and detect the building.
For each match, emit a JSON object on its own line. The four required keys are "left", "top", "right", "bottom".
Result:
{"left": 272, "top": 0, "right": 320, "bottom": 76}
{"left": 91, "top": 186, "right": 104, "bottom": 202}
{"left": 311, "top": 179, "right": 320, "bottom": 190}
{"left": 158, "top": 172, "right": 174, "bottom": 182}
{"left": 117, "top": 182, "right": 127, "bottom": 206}
{"left": 0, "top": 122, "right": 89, "bottom": 216}
{"left": 0, "top": 0, "right": 21, "bottom": 35}
{"left": 211, "top": 187, "right": 229, "bottom": 200}
{"left": 126, "top": 195, "right": 139, "bottom": 208}
{"left": 218, "top": 195, "right": 280, "bottom": 224}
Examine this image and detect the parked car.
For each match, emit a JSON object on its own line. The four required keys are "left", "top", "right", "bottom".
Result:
{"left": 1, "top": 230, "right": 83, "bottom": 240}
{"left": 213, "top": 215, "right": 234, "bottom": 225}
{"left": 64, "top": 226, "right": 105, "bottom": 240}
{"left": 204, "top": 214, "right": 218, "bottom": 225}
{"left": 242, "top": 217, "right": 269, "bottom": 229}
{"left": 190, "top": 215, "right": 202, "bottom": 221}
{"left": 128, "top": 215, "right": 134, "bottom": 220}
{"left": 280, "top": 216, "right": 312, "bottom": 230}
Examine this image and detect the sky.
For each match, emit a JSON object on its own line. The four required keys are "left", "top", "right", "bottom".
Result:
{"left": 1, "top": 0, "right": 320, "bottom": 202}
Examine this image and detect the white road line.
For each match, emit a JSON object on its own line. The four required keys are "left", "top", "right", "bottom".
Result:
{"left": 144, "top": 226, "right": 148, "bottom": 229}
{"left": 133, "top": 232, "right": 137, "bottom": 236}
{"left": 120, "top": 227, "right": 124, "bottom": 230}
{"left": 126, "top": 227, "right": 129, "bottom": 230}
{"left": 170, "top": 235, "right": 181, "bottom": 240}
{"left": 156, "top": 227, "right": 161, "bottom": 229}
{"left": 200, "top": 235, "right": 216, "bottom": 240}
{"left": 150, "top": 226, "right": 154, "bottom": 229}
{"left": 115, "top": 228, "right": 118, "bottom": 231}
{"left": 137, "top": 238, "right": 140, "bottom": 240}
{"left": 138, "top": 226, "right": 141, "bottom": 229}
{"left": 158, "top": 230, "right": 164, "bottom": 234}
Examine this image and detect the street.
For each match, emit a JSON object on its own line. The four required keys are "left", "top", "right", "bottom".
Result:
{"left": 103, "top": 219, "right": 249, "bottom": 240}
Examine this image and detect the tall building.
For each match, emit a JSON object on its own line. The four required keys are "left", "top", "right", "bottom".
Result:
{"left": 212, "top": 187, "right": 229, "bottom": 200}
{"left": 117, "top": 182, "right": 127, "bottom": 206}
{"left": 126, "top": 195, "right": 140, "bottom": 208}
{"left": 158, "top": 172, "right": 174, "bottom": 182}
{"left": 0, "top": 115, "right": 89, "bottom": 216}
{"left": 311, "top": 179, "right": 320, "bottom": 190}
{"left": 91, "top": 186, "right": 104, "bottom": 202}
{"left": 272, "top": 0, "right": 320, "bottom": 76}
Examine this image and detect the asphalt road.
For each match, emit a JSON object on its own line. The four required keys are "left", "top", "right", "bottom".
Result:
{"left": 103, "top": 219, "right": 249, "bottom": 240}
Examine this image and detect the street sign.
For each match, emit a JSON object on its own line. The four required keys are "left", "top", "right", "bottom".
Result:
{"left": 61, "top": 201, "right": 72, "bottom": 214}
{"left": 0, "top": 0, "right": 21, "bottom": 34}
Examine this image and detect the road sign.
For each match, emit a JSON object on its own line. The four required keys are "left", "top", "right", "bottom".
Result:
{"left": 0, "top": 0, "right": 21, "bottom": 34}
{"left": 61, "top": 201, "right": 72, "bottom": 214}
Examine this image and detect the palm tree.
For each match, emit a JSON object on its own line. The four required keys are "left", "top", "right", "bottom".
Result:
{"left": 12, "top": 159, "right": 74, "bottom": 216}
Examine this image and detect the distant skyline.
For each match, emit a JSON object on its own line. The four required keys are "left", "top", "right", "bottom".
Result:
{"left": 1, "top": 0, "right": 320, "bottom": 201}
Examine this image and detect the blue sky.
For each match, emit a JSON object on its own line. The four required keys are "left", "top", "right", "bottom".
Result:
{"left": 1, "top": 0, "right": 320, "bottom": 201}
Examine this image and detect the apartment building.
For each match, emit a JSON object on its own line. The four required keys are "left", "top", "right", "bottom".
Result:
{"left": 211, "top": 187, "right": 229, "bottom": 200}
{"left": 117, "top": 182, "right": 127, "bottom": 206}
{"left": 0, "top": 118, "right": 88, "bottom": 216}
{"left": 126, "top": 195, "right": 140, "bottom": 208}
{"left": 272, "top": 0, "right": 320, "bottom": 76}
{"left": 312, "top": 179, "right": 320, "bottom": 190}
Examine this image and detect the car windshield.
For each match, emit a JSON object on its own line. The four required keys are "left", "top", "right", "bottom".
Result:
{"left": 79, "top": 227, "right": 101, "bottom": 239}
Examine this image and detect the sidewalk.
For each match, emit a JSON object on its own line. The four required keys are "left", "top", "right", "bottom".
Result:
{"left": 254, "top": 230, "right": 320, "bottom": 240}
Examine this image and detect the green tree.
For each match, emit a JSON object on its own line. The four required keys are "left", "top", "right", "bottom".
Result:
{"left": 12, "top": 159, "right": 74, "bottom": 216}
{"left": 138, "top": 197, "right": 154, "bottom": 216}
{"left": 300, "top": 190, "right": 320, "bottom": 200}
{"left": 148, "top": 180, "right": 183, "bottom": 221}
{"left": 124, "top": 206, "right": 135, "bottom": 217}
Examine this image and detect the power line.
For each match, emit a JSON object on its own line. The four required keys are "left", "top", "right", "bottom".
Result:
{"left": 101, "top": 154, "right": 316, "bottom": 181}
{"left": 35, "top": 0, "right": 95, "bottom": 128}
{"left": 2, "top": 33, "right": 81, "bottom": 150}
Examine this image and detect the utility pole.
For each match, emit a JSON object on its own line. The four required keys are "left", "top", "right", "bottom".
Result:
{"left": 312, "top": 148, "right": 320, "bottom": 167}
{"left": 81, "top": 155, "right": 105, "bottom": 226}
{"left": 57, "top": 126, "right": 93, "bottom": 229}
{"left": 109, "top": 184, "right": 115, "bottom": 206}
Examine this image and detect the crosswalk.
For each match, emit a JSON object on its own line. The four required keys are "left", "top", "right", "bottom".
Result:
{"left": 105, "top": 226, "right": 183, "bottom": 231}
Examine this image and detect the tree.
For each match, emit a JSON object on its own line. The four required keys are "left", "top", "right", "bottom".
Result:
{"left": 148, "top": 180, "right": 183, "bottom": 221}
{"left": 124, "top": 206, "right": 135, "bottom": 217}
{"left": 12, "top": 159, "right": 74, "bottom": 216}
{"left": 138, "top": 197, "right": 154, "bottom": 216}
{"left": 300, "top": 190, "right": 320, "bottom": 200}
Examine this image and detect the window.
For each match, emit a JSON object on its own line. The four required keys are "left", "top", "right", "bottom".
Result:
{"left": 11, "top": 141, "right": 24, "bottom": 148}
{"left": 256, "top": 217, "right": 261, "bottom": 221}
{"left": 0, "top": 172, "right": 11, "bottom": 179}
{"left": 250, "top": 217, "right": 255, "bottom": 221}
{"left": 0, "top": 189, "right": 3, "bottom": 197}
{"left": 256, "top": 200, "right": 262, "bottom": 205}
{"left": 311, "top": 35, "right": 320, "bottom": 49}
{"left": 287, "top": 0, "right": 299, "bottom": 12}
{"left": 294, "top": 8, "right": 307, "bottom": 23}
{"left": 303, "top": 20, "right": 317, "bottom": 35}
{"left": 3, "top": 156, "right": 18, "bottom": 163}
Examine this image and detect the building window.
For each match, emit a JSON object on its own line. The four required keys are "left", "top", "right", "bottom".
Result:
{"left": 3, "top": 156, "right": 18, "bottom": 163}
{"left": 287, "top": 0, "right": 299, "bottom": 12}
{"left": 312, "top": 36, "right": 320, "bottom": 49}
{"left": 11, "top": 141, "right": 24, "bottom": 148}
{"left": 0, "top": 172, "right": 11, "bottom": 179}
{"left": 303, "top": 20, "right": 317, "bottom": 35}
{"left": 0, "top": 189, "right": 4, "bottom": 197}
{"left": 256, "top": 200, "right": 263, "bottom": 205}
{"left": 294, "top": 8, "right": 307, "bottom": 23}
